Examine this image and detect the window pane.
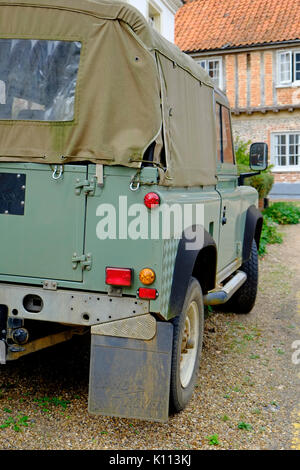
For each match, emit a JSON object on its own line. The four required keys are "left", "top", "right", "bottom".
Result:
{"left": 222, "top": 107, "right": 234, "bottom": 164}
{"left": 215, "top": 103, "right": 222, "bottom": 162}
{"left": 279, "top": 52, "right": 292, "bottom": 83}
{"left": 289, "top": 134, "right": 300, "bottom": 165}
{"left": 275, "top": 134, "right": 286, "bottom": 166}
{"left": 295, "top": 53, "right": 300, "bottom": 81}
{"left": 0, "top": 39, "right": 81, "bottom": 121}
{"left": 208, "top": 60, "right": 221, "bottom": 87}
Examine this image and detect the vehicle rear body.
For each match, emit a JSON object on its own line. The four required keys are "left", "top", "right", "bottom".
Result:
{"left": 0, "top": 0, "right": 262, "bottom": 422}
{"left": 0, "top": 162, "right": 256, "bottom": 324}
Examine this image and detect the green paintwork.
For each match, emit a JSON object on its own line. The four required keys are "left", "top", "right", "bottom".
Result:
{"left": 0, "top": 163, "right": 86, "bottom": 282}
{"left": 0, "top": 160, "right": 257, "bottom": 321}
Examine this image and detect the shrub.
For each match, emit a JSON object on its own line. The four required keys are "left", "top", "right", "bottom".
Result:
{"left": 244, "top": 172, "right": 274, "bottom": 200}
{"left": 259, "top": 216, "right": 283, "bottom": 256}
{"left": 234, "top": 136, "right": 251, "bottom": 166}
{"left": 264, "top": 202, "right": 300, "bottom": 225}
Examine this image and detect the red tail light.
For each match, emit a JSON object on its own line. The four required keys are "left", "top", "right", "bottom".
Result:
{"left": 106, "top": 267, "right": 132, "bottom": 287}
{"left": 138, "top": 287, "right": 158, "bottom": 300}
{"left": 144, "top": 192, "right": 160, "bottom": 209}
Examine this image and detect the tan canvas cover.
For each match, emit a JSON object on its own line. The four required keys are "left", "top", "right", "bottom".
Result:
{"left": 0, "top": 0, "right": 218, "bottom": 186}
{"left": 158, "top": 54, "right": 217, "bottom": 186}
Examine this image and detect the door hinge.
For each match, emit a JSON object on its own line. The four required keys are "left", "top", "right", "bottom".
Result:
{"left": 75, "top": 177, "right": 96, "bottom": 196}
{"left": 72, "top": 253, "right": 92, "bottom": 271}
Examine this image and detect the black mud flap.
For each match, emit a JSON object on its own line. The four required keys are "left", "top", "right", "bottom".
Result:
{"left": 88, "top": 322, "right": 173, "bottom": 422}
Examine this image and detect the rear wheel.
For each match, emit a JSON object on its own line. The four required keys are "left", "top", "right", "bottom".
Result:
{"left": 170, "top": 277, "right": 204, "bottom": 413}
{"left": 225, "top": 240, "right": 258, "bottom": 314}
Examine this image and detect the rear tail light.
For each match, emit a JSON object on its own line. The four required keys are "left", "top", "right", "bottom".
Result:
{"left": 106, "top": 267, "right": 132, "bottom": 287}
{"left": 138, "top": 287, "right": 158, "bottom": 300}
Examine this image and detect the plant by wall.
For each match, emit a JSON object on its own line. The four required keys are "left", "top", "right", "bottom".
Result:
{"left": 264, "top": 202, "right": 300, "bottom": 225}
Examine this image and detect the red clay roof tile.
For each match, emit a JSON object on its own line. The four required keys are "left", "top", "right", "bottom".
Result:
{"left": 175, "top": 0, "right": 300, "bottom": 52}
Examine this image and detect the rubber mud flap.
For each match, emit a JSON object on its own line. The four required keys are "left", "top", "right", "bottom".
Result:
{"left": 88, "top": 322, "right": 173, "bottom": 422}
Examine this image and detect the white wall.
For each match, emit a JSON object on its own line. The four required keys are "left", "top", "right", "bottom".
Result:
{"left": 122, "top": 0, "right": 182, "bottom": 43}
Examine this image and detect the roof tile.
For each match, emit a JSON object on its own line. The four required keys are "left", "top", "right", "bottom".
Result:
{"left": 175, "top": 0, "right": 300, "bottom": 52}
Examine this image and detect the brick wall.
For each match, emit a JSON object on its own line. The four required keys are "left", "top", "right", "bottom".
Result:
{"left": 250, "top": 52, "right": 261, "bottom": 107}
{"left": 222, "top": 48, "right": 300, "bottom": 110}
{"left": 237, "top": 53, "right": 247, "bottom": 108}
{"left": 193, "top": 46, "right": 300, "bottom": 180}
{"left": 264, "top": 51, "right": 273, "bottom": 106}
{"left": 274, "top": 173, "right": 300, "bottom": 183}
{"left": 224, "top": 50, "right": 271, "bottom": 109}
{"left": 232, "top": 110, "right": 300, "bottom": 183}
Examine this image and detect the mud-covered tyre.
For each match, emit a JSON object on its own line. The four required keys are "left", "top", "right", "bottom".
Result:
{"left": 169, "top": 277, "right": 204, "bottom": 413}
{"left": 225, "top": 240, "right": 258, "bottom": 314}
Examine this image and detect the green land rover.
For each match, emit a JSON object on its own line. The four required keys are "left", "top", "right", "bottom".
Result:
{"left": 0, "top": 0, "right": 267, "bottom": 422}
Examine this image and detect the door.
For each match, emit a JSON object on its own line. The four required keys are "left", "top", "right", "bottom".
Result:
{"left": 0, "top": 163, "right": 87, "bottom": 282}
{"left": 215, "top": 104, "right": 242, "bottom": 272}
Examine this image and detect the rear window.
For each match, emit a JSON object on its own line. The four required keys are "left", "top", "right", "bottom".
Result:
{"left": 0, "top": 39, "right": 81, "bottom": 122}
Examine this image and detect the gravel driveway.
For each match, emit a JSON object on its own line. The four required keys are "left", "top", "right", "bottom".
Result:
{"left": 0, "top": 225, "right": 299, "bottom": 450}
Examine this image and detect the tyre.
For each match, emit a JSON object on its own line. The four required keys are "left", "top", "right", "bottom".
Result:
{"left": 225, "top": 239, "right": 258, "bottom": 314}
{"left": 169, "top": 277, "right": 204, "bottom": 413}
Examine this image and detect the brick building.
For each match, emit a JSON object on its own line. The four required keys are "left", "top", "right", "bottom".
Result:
{"left": 175, "top": 0, "right": 300, "bottom": 187}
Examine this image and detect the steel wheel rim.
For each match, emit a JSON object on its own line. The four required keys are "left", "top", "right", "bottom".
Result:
{"left": 180, "top": 300, "right": 200, "bottom": 388}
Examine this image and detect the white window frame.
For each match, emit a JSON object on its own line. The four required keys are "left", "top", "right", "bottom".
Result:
{"left": 148, "top": 1, "right": 161, "bottom": 34}
{"left": 197, "top": 57, "right": 223, "bottom": 90}
{"left": 271, "top": 132, "right": 300, "bottom": 171}
{"left": 277, "top": 50, "right": 300, "bottom": 87}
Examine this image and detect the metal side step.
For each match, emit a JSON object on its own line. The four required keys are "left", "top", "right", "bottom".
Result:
{"left": 204, "top": 271, "right": 247, "bottom": 306}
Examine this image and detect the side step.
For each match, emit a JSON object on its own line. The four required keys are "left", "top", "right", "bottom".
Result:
{"left": 204, "top": 271, "right": 247, "bottom": 306}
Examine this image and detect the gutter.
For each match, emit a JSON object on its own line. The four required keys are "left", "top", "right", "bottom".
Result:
{"left": 231, "top": 104, "right": 300, "bottom": 116}
{"left": 185, "top": 39, "right": 300, "bottom": 57}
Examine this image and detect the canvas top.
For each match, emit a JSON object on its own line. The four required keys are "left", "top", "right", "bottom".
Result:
{"left": 0, "top": 0, "right": 220, "bottom": 186}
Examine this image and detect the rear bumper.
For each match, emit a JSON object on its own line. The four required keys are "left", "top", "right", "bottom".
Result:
{"left": 0, "top": 283, "right": 149, "bottom": 327}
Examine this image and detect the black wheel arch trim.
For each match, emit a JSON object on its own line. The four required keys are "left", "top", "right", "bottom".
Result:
{"left": 168, "top": 225, "right": 217, "bottom": 320}
{"left": 243, "top": 205, "right": 263, "bottom": 263}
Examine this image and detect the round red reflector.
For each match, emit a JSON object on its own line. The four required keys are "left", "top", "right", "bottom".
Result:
{"left": 144, "top": 192, "right": 160, "bottom": 209}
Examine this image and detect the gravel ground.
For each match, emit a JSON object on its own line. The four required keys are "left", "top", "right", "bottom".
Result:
{"left": 0, "top": 225, "right": 299, "bottom": 450}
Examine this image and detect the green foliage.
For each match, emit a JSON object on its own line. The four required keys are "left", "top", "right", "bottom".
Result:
{"left": 234, "top": 136, "right": 274, "bottom": 199}
{"left": 264, "top": 202, "right": 300, "bottom": 225}
{"left": 259, "top": 216, "right": 283, "bottom": 256}
{"left": 238, "top": 422, "right": 252, "bottom": 431}
{"left": 234, "top": 136, "right": 251, "bottom": 166}
{"left": 206, "top": 434, "right": 220, "bottom": 445}
{"left": 0, "top": 415, "right": 29, "bottom": 432}
{"left": 221, "top": 414, "right": 230, "bottom": 422}
{"left": 34, "top": 396, "right": 70, "bottom": 413}
{"left": 258, "top": 202, "right": 300, "bottom": 256}
{"left": 245, "top": 172, "right": 274, "bottom": 200}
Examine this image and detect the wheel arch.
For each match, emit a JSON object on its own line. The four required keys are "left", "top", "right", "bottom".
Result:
{"left": 243, "top": 205, "right": 263, "bottom": 263}
{"left": 168, "top": 226, "right": 217, "bottom": 320}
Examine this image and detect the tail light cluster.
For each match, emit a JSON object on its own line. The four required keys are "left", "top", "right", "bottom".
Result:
{"left": 105, "top": 193, "right": 160, "bottom": 299}
{"left": 105, "top": 267, "right": 132, "bottom": 287}
{"left": 106, "top": 267, "right": 158, "bottom": 300}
